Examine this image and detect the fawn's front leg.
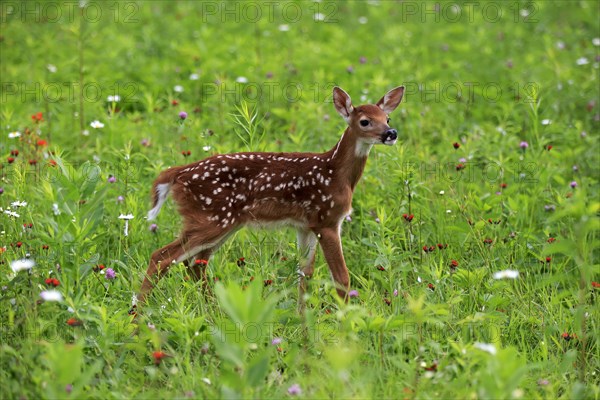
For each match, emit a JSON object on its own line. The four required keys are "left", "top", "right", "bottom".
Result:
{"left": 316, "top": 227, "right": 350, "bottom": 301}
{"left": 297, "top": 229, "right": 318, "bottom": 312}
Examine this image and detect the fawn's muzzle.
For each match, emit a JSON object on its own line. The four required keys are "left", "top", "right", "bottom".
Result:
{"left": 382, "top": 129, "right": 398, "bottom": 145}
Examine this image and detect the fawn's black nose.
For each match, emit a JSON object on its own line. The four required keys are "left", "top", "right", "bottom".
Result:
{"left": 386, "top": 129, "right": 397, "bottom": 140}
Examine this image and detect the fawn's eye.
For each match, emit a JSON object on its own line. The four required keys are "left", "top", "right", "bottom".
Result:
{"left": 387, "top": 118, "right": 390, "bottom": 124}
{"left": 360, "top": 119, "right": 370, "bottom": 127}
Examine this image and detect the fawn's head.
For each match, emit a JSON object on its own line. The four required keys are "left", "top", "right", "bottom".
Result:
{"left": 333, "top": 86, "right": 405, "bottom": 147}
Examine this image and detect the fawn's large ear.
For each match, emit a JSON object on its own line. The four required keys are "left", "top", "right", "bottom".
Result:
{"left": 376, "top": 86, "right": 405, "bottom": 114}
{"left": 333, "top": 87, "right": 354, "bottom": 123}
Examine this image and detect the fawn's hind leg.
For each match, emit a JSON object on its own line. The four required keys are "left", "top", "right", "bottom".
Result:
{"left": 137, "top": 224, "right": 231, "bottom": 305}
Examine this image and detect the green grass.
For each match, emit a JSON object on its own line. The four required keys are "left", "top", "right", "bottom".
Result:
{"left": 1, "top": 1, "right": 599, "bottom": 398}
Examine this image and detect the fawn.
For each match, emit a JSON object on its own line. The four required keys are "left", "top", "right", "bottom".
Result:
{"left": 136, "top": 86, "right": 405, "bottom": 309}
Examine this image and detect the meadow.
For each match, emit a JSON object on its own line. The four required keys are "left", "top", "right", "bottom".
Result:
{"left": 0, "top": 1, "right": 599, "bottom": 398}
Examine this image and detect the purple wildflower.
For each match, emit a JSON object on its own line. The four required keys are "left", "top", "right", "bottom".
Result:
{"left": 179, "top": 111, "right": 188, "bottom": 120}
{"left": 287, "top": 384, "right": 302, "bottom": 396}
{"left": 117, "top": 196, "right": 124, "bottom": 202}
{"left": 393, "top": 289, "right": 399, "bottom": 297}
{"left": 149, "top": 223, "right": 158, "bottom": 233}
{"left": 105, "top": 268, "right": 116, "bottom": 280}
{"left": 348, "top": 290, "right": 359, "bottom": 298}
{"left": 570, "top": 181, "right": 577, "bottom": 188}
{"left": 107, "top": 175, "right": 116, "bottom": 183}
{"left": 271, "top": 337, "right": 282, "bottom": 346}
{"left": 0, "top": 187, "right": 3, "bottom": 195}
{"left": 359, "top": 56, "right": 367, "bottom": 64}
{"left": 65, "top": 384, "right": 73, "bottom": 394}
{"left": 519, "top": 141, "right": 529, "bottom": 149}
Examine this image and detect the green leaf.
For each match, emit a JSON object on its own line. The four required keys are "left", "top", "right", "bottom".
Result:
{"left": 246, "top": 353, "right": 269, "bottom": 387}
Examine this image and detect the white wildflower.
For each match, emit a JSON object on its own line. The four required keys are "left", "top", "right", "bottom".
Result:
{"left": 11, "top": 201, "right": 27, "bottom": 207}
{"left": 107, "top": 95, "right": 121, "bottom": 102}
{"left": 119, "top": 214, "right": 134, "bottom": 236}
{"left": 236, "top": 76, "right": 248, "bottom": 83}
{"left": 52, "top": 203, "right": 61, "bottom": 215}
{"left": 493, "top": 269, "right": 519, "bottom": 279}
{"left": 474, "top": 342, "right": 497, "bottom": 355}
{"left": 40, "top": 290, "right": 63, "bottom": 302}
{"left": 90, "top": 120, "right": 104, "bottom": 129}
{"left": 174, "top": 85, "right": 184, "bottom": 93}
{"left": 593, "top": 38, "right": 600, "bottom": 46}
{"left": 541, "top": 119, "right": 552, "bottom": 125}
{"left": 202, "top": 145, "right": 211, "bottom": 151}
{"left": 189, "top": 73, "right": 200, "bottom": 80}
{"left": 8, "top": 131, "right": 21, "bottom": 139}
{"left": 278, "top": 24, "right": 289, "bottom": 32}
{"left": 4, "top": 210, "right": 20, "bottom": 218}
{"left": 313, "top": 13, "right": 325, "bottom": 21}
{"left": 576, "top": 57, "right": 589, "bottom": 65}
{"left": 47, "top": 64, "right": 57, "bottom": 73}
{"left": 358, "top": 16, "right": 368, "bottom": 24}
{"left": 11, "top": 259, "right": 35, "bottom": 272}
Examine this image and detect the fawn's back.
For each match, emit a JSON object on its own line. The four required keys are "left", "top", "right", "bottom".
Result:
{"left": 168, "top": 149, "right": 351, "bottom": 231}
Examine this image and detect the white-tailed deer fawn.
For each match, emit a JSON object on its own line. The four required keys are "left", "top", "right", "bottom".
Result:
{"left": 136, "top": 86, "right": 404, "bottom": 309}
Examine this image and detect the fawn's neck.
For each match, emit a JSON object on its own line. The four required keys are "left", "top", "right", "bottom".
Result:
{"left": 325, "top": 128, "right": 370, "bottom": 191}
